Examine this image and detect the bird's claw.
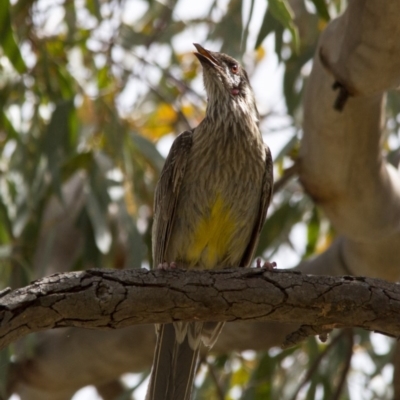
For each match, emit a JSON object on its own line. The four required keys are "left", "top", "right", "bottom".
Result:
{"left": 157, "top": 262, "right": 178, "bottom": 270}
{"left": 256, "top": 258, "right": 277, "bottom": 270}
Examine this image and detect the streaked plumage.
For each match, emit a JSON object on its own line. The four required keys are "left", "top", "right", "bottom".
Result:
{"left": 147, "top": 44, "right": 273, "bottom": 400}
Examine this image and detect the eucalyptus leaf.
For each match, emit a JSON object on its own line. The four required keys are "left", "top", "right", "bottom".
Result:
{"left": 117, "top": 201, "right": 146, "bottom": 269}
{"left": 305, "top": 207, "right": 320, "bottom": 257}
{"left": 130, "top": 131, "right": 165, "bottom": 173}
{"left": 209, "top": 0, "right": 243, "bottom": 58}
{"left": 268, "top": 0, "right": 299, "bottom": 51}
{"left": 256, "top": 197, "right": 310, "bottom": 256}
{"left": 255, "top": 8, "right": 282, "bottom": 49}
{"left": 86, "top": 0, "right": 102, "bottom": 21}
{"left": 0, "top": 1, "right": 26, "bottom": 74}
{"left": 42, "top": 100, "right": 75, "bottom": 201}
{"left": 86, "top": 185, "right": 112, "bottom": 254}
{"left": 310, "top": 0, "right": 330, "bottom": 21}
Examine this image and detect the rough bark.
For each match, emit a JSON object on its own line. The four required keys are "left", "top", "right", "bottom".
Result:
{"left": 2, "top": 268, "right": 400, "bottom": 354}
{"left": 8, "top": 267, "right": 400, "bottom": 398}
{"left": 299, "top": 0, "right": 400, "bottom": 281}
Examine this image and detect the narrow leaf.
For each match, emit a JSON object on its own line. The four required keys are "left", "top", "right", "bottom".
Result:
{"left": 268, "top": 0, "right": 299, "bottom": 51}
{"left": 86, "top": 0, "right": 102, "bottom": 20}
{"left": 310, "top": 0, "right": 330, "bottom": 21}
{"left": 42, "top": 100, "right": 74, "bottom": 200}
{"left": 86, "top": 186, "right": 112, "bottom": 254}
{"left": 130, "top": 132, "right": 165, "bottom": 173}
{"left": 118, "top": 202, "right": 146, "bottom": 269}
{"left": 256, "top": 197, "right": 309, "bottom": 255}
{"left": 255, "top": 8, "right": 282, "bottom": 49}
{"left": 0, "top": 1, "right": 27, "bottom": 73}
{"left": 209, "top": 0, "right": 243, "bottom": 59}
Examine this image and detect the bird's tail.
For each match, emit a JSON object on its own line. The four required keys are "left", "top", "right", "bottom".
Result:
{"left": 146, "top": 323, "right": 201, "bottom": 400}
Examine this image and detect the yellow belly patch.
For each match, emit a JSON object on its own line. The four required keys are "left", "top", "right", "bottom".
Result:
{"left": 186, "top": 194, "right": 236, "bottom": 269}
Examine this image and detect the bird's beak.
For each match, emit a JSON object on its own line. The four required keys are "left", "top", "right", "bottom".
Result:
{"left": 193, "top": 43, "right": 220, "bottom": 69}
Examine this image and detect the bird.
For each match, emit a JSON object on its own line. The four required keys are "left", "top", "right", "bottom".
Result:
{"left": 146, "top": 43, "right": 274, "bottom": 400}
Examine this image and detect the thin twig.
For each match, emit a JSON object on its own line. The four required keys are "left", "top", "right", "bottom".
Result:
{"left": 146, "top": 82, "right": 192, "bottom": 131}
{"left": 129, "top": 53, "right": 205, "bottom": 101}
{"left": 289, "top": 331, "right": 346, "bottom": 400}
{"left": 199, "top": 355, "right": 225, "bottom": 400}
{"left": 273, "top": 163, "right": 299, "bottom": 194}
{"left": 331, "top": 329, "right": 354, "bottom": 400}
{"left": 241, "top": 0, "right": 255, "bottom": 51}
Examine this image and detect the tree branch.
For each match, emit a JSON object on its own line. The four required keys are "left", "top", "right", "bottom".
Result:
{"left": 300, "top": 0, "right": 400, "bottom": 282}
{"left": 2, "top": 268, "right": 400, "bottom": 352}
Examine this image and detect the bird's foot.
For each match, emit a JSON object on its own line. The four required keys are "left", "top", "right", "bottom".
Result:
{"left": 256, "top": 258, "right": 277, "bottom": 270}
{"left": 157, "top": 262, "right": 178, "bottom": 270}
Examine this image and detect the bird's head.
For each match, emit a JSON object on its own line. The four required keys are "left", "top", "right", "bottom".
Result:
{"left": 193, "top": 43, "right": 257, "bottom": 121}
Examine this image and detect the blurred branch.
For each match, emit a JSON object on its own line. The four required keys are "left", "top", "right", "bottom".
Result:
{"left": 146, "top": 81, "right": 192, "bottom": 130}
{"left": 273, "top": 163, "right": 299, "bottom": 193}
{"left": 201, "top": 356, "right": 225, "bottom": 400}
{"left": 128, "top": 52, "right": 205, "bottom": 101}
{"left": 289, "top": 331, "right": 345, "bottom": 400}
{"left": 1, "top": 268, "right": 400, "bottom": 353}
{"left": 300, "top": 0, "right": 400, "bottom": 282}
{"left": 331, "top": 329, "right": 353, "bottom": 400}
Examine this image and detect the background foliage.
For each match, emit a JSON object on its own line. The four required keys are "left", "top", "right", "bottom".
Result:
{"left": 0, "top": 0, "right": 398, "bottom": 398}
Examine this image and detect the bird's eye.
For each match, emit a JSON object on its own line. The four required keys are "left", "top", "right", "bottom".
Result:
{"left": 231, "top": 64, "right": 238, "bottom": 74}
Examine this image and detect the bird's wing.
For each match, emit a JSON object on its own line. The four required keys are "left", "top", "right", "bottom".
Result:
{"left": 152, "top": 130, "right": 194, "bottom": 267}
{"left": 240, "top": 144, "right": 273, "bottom": 267}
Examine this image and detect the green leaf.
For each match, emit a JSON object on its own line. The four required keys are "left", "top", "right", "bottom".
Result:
{"left": 242, "top": 347, "right": 298, "bottom": 399}
{"left": 97, "top": 66, "right": 110, "bottom": 90}
{"left": 86, "top": 185, "right": 112, "bottom": 254}
{"left": 310, "top": 0, "right": 330, "bottom": 21}
{"left": 75, "top": 207, "right": 102, "bottom": 268}
{"left": 268, "top": 0, "right": 299, "bottom": 52}
{"left": 209, "top": 0, "right": 243, "bottom": 58}
{"left": 118, "top": 2, "right": 184, "bottom": 48}
{"left": 55, "top": 65, "right": 76, "bottom": 99}
{"left": 0, "top": 109, "right": 20, "bottom": 148}
{"left": 0, "top": 195, "right": 12, "bottom": 244}
{"left": 0, "top": 1, "right": 27, "bottom": 73}
{"left": 117, "top": 202, "right": 146, "bottom": 269}
{"left": 305, "top": 373, "right": 318, "bottom": 400}
{"left": 283, "top": 45, "right": 316, "bottom": 114}
{"left": 130, "top": 132, "right": 165, "bottom": 173}
{"left": 255, "top": 8, "right": 282, "bottom": 49}
{"left": 42, "top": 100, "right": 74, "bottom": 199}
{"left": 12, "top": 200, "right": 29, "bottom": 237}
{"left": 86, "top": 0, "right": 102, "bottom": 21}
{"left": 61, "top": 152, "right": 94, "bottom": 182}
{"left": 256, "top": 197, "right": 310, "bottom": 256}
{"left": 243, "top": 352, "right": 273, "bottom": 399}
{"left": 305, "top": 207, "right": 320, "bottom": 257}
{"left": 65, "top": 0, "right": 77, "bottom": 42}
{"left": 242, "top": 0, "right": 255, "bottom": 50}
